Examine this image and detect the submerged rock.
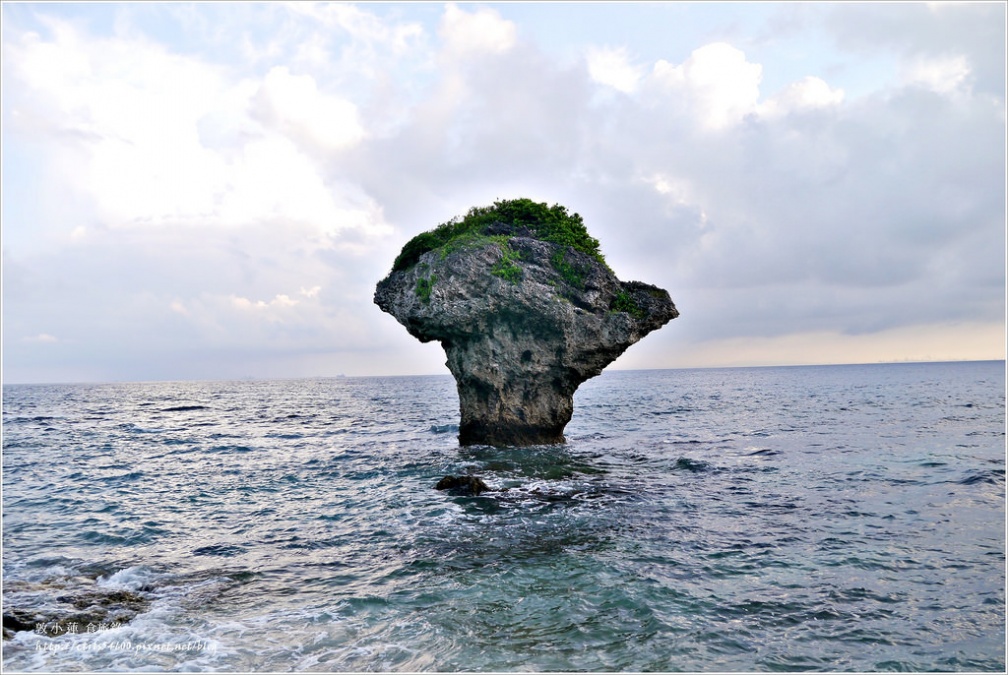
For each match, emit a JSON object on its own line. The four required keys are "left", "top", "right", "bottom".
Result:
{"left": 435, "top": 475, "right": 492, "bottom": 496}
{"left": 375, "top": 198, "right": 678, "bottom": 446}
{"left": 3, "top": 610, "right": 37, "bottom": 635}
{"left": 2, "top": 588, "right": 149, "bottom": 639}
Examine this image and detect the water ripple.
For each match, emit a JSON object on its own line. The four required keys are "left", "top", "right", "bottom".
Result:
{"left": 3, "top": 364, "right": 1005, "bottom": 671}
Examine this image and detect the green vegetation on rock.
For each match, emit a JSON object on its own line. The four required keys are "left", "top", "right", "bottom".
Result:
{"left": 391, "top": 198, "right": 605, "bottom": 274}
{"left": 550, "top": 250, "right": 585, "bottom": 288}
{"left": 491, "top": 240, "right": 523, "bottom": 283}
{"left": 415, "top": 274, "right": 436, "bottom": 304}
{"left": 611, "top": 290, "right": 645, "bottom": 319}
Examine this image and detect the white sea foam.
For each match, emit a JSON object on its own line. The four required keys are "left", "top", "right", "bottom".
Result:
{"left": 96, "top": 566, "right": 161, "bottom": 591}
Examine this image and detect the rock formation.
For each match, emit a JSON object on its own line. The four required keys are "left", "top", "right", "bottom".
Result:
{"left": 2, "top": 589, "right": 149, "bottom": 640}
{"left": 374, "top": 199, "right": 678, "bottom": 446}
{"left": 435, "top": 475, "right": 492, "bottom": 496}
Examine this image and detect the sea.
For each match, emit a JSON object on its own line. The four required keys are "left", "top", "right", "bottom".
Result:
{"left": 2, "top": 361, "right": 1005, "bottom": 672}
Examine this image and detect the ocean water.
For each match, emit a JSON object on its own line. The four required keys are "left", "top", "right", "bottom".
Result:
{"left": 2, "top": 362, "right": 1005, "bottom": 672}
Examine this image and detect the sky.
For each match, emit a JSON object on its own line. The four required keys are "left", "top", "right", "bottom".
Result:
{"left": 1, "top": 1, "right": 1005, "bottom": 383}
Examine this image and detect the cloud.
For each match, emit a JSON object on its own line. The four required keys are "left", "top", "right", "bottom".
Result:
{"left": 759, "top": 76, "right": 844, "bottom": 117}
{"left": 651, "top": 42, "right": 763, "bottom": 130}
{"left": 4, "top": 13, "right": 390, "bottom": 239}
{"left": 616, "top": 321, "right": 1006, "bottom": 370}
{"left": 586, "top": 46, "right": 643, "bottom": 93}
{"left": 23, "top": 333, "right": 59, "bottom": 344}
{"left": 285, "top": 1, "right": 423, "bottom": 52}
{"left": 439, "top": 3, "right": 516, "bottom": 58}
{"left": 822, "top": 1, "right": 1005, "bottom": 96}
{"left": 2, "top": 3, "right": 1003, "bottom": 383}
{"left": 230, "top": 293, "right": 299, "bottom": 311}
{"left": 4, "top": 16, "right": 230, "bottom": 226}
{"left": 901, "top": 54, "right": 971, "bottom": 95}
{"left": 253, "top": 65, "right": 364, "bottom": 150}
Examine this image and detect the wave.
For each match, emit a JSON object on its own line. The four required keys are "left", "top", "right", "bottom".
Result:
{"left": 192, "top": 544, "right": 246, "bottom": 558}
{"left": 673, "top": 457, "right": 711, "bottom": 472}
{"left": 430, "top": 424, "right": 459, "bottom": 434}
{"left": 96, "top": 566, "right": 162, "bottom": 592}
{"left": 957, "top": 469, "right": 1005, "bottom": 486}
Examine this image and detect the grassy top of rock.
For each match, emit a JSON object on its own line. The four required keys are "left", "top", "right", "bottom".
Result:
{"left": 391, "top": 198, "right": 605, "bottom": 273}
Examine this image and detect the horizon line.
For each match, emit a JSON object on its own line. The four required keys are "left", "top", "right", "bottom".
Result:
{"left": 2, "top": 358, "right": 1005, "bottom": 387}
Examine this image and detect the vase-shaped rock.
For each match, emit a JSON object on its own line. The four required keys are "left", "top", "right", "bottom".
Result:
{"left": 374, "top": 202, "right": 678, "bottom": 446}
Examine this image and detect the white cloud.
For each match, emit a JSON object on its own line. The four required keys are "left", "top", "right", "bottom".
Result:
{"left": 5, "top": 17, "right": 230, "bottom": 226}
{"left": 4, "top": 14, "right": 392, "bottom": 245}
{"left": 253, "top": 65, "right": 364, "bottom": 150}
{"left": 760, "top": 76, "right": 845, "bottom": 117}
{"left": 651, "top": 42, "right": 763, "bottom": 130}
{"left": 285, "top": 1, "right": 424, "bottom": 54}
{"left": 648, "top": 173, "right": 693, "bottom": 203}
{"left": 156, "top": 280, "right": 380, "bottom": 356}
{"left": 439, "top": 3, "right": 516, "bottom": 57}
{"left": 230, "top": 293, "right": 299, "bottom": 311}
{"left": 586, "top": 46, "right": 643, "bottom": 93}
{"left": 644, "top": 173, "right": 709, "bottom": 226}
{"left": 23, "top": 333, "right": 59, "bottom": 344}
{"left": 216, "top": 136, "right": 338, "bottom": 226}
{"left": 902, "top": 54, "right": 971, "bottom": 95}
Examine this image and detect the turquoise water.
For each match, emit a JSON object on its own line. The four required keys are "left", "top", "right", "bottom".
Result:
{"left": 2, "top": 362, "right": 1005, "bottom": 671}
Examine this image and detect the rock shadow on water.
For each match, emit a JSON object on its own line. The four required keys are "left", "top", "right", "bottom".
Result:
{"left": 455, "top": 443, "right": 607, "bottom": 480}
{"left": 418, "top": 478, "right": 624, "bottom": 569}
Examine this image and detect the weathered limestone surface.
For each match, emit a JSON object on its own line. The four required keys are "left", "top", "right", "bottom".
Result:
{"left": 374, "top": 233, "right": 678, "bottom": 446}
